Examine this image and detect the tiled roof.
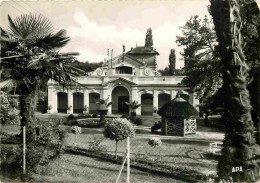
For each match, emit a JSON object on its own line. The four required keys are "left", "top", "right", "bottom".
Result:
{"left": 126, "top": 46, "right": 159, "bottom": 55}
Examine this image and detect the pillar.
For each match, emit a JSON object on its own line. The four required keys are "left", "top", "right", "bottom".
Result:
{"left": 171, "top": 90, "right": 178, "bottom": 100}
{"left": 83, "top": 89, "right": 89, "bottom": 113}
{"left": 48, "top": 86, "right": 57, "bottom": 113}
{"left": 103, "top": 87, "right": 111, "bottom": 114}
{"left": 68, "top": 90, "right": 73, "bottom": 114}
{"left": 153, "top": 90, "right": 158, "bottom": 112}
{"left": 132, "top": 87, "right": 140, "bottom": 115}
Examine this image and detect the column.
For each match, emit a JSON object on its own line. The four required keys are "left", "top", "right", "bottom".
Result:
{"left": 68, "top": 90, "right": 73, "bottom": 114}
{"left": 53, "top": 91, "right": 58, "bottom": 113}
{"left": 171, "top": 90, "right": 178, "bottom": 100}
{"left": 153, "top": 90, "right": 158, "bottom": 112}
{"left": 48, "top": 86, "right": 56, "bottom": 113}
{"left": 103, "top": 87, "right": 111, "bottom": 114}
{"left": 84, "top": 89, "right": 89, "bottom": 113}
{"left": 189, "top": 92, "right": 194, "bottom": 105}
{"left": 132, "top": 87, "right": 140, "bottom": 115}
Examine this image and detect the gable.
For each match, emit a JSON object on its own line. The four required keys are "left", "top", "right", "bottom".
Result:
{"left": 105, "top": 54, "right": 145, "bottom": 68}
{"left": 102, "top": 77, "right": 137, "bottom": 86}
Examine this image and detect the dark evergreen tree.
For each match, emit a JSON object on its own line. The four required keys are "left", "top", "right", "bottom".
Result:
{"left": 169, "top": 49, "right": 176, "bottom": 76}
{"left": 210, "top": 0, "right": 260, "bottom": 181}
{"left": 144, "top": 28, "right": 153, "bottom": 48}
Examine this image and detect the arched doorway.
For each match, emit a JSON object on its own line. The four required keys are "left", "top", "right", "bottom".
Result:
{"left": 89, "top": 93, "right": 100, "bottom": 114}
{"left": 158, "top": 93, "right": 171, "bottom": 110}
{"left": 141, "top": 94, "right": 153, "bottom": 116}
{"left": 57, "top": 92, "right": 68, "bottom": 113}
{"left": 112, "top": 86, "right": 129, "bottom": 114}
{"left": 73, "top": 92, "right": 84, "bottom": 114}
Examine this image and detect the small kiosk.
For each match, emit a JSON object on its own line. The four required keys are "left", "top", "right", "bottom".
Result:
{"left": 158, "top": 93, "right": 199, "bottom": 136}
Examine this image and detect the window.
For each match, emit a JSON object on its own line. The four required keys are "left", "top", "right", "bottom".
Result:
{"left": 116, "top": 66, "right": 132, "bottom": 74}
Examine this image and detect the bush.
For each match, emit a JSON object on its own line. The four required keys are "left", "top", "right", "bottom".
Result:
{"left": 67, "top": 114, "right": 76, "bottom": 121}
{"left": 148, "top": 137, "right": 162, "bottom": 147}
{"left": 0, "top": 92, "right": 21, "bottom": 125}
{"left": 120, "top": 114, "right": 129, "bottom": 120}
{"left": 151, "top": 121, "right": 161, "bottom": 132}
{"left": 92, "top": 114, "right": 98, "bottom": 118}
{"left": 104, "top": 118, "right": 135, "bottom": 158}
{"left": 129, "top": 116, "right": 142, "bottom": 126}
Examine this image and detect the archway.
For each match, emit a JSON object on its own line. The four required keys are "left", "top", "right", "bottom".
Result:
{"left": 57, "top": 92, "right": 68, "bottom": 113}
{"left": 112, "top": 86, "right": 129, "bottom": 114}
{"left": 73, "top": 92, "right": 84, "bottom": 114}
{"left": 141, "top": 93, "right": 153, "bottom": 116}
{"left": 158, "top": 93, "right": 171, "bottom": 110}
{"left": 89, "top": 93, "right": 100, "bottom": 114}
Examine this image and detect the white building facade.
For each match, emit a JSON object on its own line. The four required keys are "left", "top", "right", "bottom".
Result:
{"left": 47, "top": 47, "right": 199, "bottom": 115}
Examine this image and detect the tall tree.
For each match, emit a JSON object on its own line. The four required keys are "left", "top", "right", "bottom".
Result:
{"left": 168, "top": 49, "right": 176, "bottom": 75}
{"left": 210, "top": 0, "right": 260, "bottom": 181}
{"left": 0, "top": 14, "right": 84, "bottom": 136}
{"left": 144, "top": 28, "right": 153, "bottom": 48}
{"left": 176, "top": 15, "right": 222, "bottom": 104}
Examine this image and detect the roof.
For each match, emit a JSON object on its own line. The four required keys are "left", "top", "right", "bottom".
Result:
{"left": 126, "top": 46, "right": 159, "bottom": 55}
{"left": 157, "top": 94, "right": 199, "bottom": 118}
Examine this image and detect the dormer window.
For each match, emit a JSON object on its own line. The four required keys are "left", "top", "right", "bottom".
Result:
{"left": 116, "top": 66, "right": 132, "bottom": 74}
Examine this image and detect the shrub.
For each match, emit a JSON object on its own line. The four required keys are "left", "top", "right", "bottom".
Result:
{"left": 104, "top": 118, "right": 135, "bottom": 158}
{"left": 129, "top": 116, "right": 142, "bottom": 126}
{"left": 67, "top": 114, "right": 76, "bottom": 121}
{"left": 120, "top": 114, "right": 129, "bottom": 120}
{"left": 148, "top": 137, "right": 162, "bottom": 147}
{"left": 151, "top": 121, "right": 161, "bottom": 132}
{"left": 92, "top": 114, "right": 98, "bottom": 118}
{"left": 0, "top": 92, "right": 21, "bottom": 125}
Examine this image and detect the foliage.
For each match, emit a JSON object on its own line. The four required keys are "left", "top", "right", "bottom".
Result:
{"left": 71, "top": 125, "right": 82, "bottom": 135}
{"left": 144, "top": 28, "right": 153, "bottom": 48}
{"left": 151, "top": 121, "right": 161, "bottom": 133}
{"left": 176, "top": 15, "right": 222, "bottom": 103}
{"left": 92, "top": 114, "right": 98, "bottom": 118}
{"left": 88, "top": 137, "right": 107, "bottom": 154}
{"left": 63, "top": 118, "right": 105, "bottom": 128}
{"left": 129, "top": 116, "right": 142, "bottom": 126}
{"left": 148, "top": 137, "right": 162, "bottom": 147}
{"left": 71, "top": 60, "right": 103, "bottom": 74}
{"left": 104, "top": 118, "right": 135, "bottom": 158}
{"left": 168, "top": 49, "right": 176, "bottom": 75}
{"left": 98, "top": 97, "right": 112, "bottom": 107}
{"left": 67, "top": 114, "right": 76, "bottom": 121}
{"left": 120, "top": 114, "right": 129, "bottom": 120}
{"left": 210, "top": 0, "right": 260, "bottom": 181}
{"left": 158, "top": 67, "right": 185, "bottom": 76}
{"left": 0, "top": 91, "right": 21, "bottom": 125}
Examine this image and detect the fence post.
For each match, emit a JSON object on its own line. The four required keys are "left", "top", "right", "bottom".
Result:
{"left": 23, "top": 126, "right": 26, "bottom": 175}
{"left": 127, "top": 136, "right": 130, "bottom": 183}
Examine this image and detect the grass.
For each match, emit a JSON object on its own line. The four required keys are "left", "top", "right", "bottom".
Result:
{"left": 33, "top": 153, "right": 186, "bottom": 183}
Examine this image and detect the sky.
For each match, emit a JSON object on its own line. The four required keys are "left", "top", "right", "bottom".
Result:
{"left": 1, "top": 0, "right": 260, "bottom": 69}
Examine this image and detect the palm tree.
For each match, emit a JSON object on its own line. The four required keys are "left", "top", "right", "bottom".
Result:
{"left": 210, "top": 0, "right": 260, "bottom": 182}
{"left": 1, "top": 14, "right": 84, "bottom": 137}
{"left": 125, "top": 100, "right": 141, "bottom": 116}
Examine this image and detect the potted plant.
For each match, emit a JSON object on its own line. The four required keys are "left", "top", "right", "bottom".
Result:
{"left": 153, "top": 107, "right": 158, "bottom": 116}
{"left": 97, "top": 97, "right": 112, "bottom": 123}
{"left": 83, "top": 105, "right": 88, "bottom": 115}
{"left": 47, "top": 105, "right": 52, "bottom": 114}
{"left": 125, "top": 100, "right": 141, "bottom": 116}
{"left": 67, "top": 105, "right": 72, "bottom": 114}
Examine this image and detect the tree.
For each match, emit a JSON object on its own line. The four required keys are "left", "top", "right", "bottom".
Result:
{"left": 104, "top": 118, "right": 135, "bottom": 159}
{"left": 210, "top": 0, "right": 260, "bottom": 181}
{"left": 176, "top": 15, "right": 223, "bottom": 105}
{"left": 1, "top": 14, "right": 84, "bottom": 139}
{"left": 125, "top": 100, "right": 141, "bottom": 116}
{"left": 169, "top": 49, "right": 176, "bottom": 75}
{"left": 144, "top": 28, "right": 153, "bottom": 48}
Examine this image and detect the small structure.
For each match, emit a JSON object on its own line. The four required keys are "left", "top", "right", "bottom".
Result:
{"left": 158, "top": 93, "right": 199, "bottom": 136}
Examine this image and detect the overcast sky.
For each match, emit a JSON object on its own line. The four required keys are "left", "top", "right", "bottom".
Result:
{"left": 1, "top": 0, "right": 260, "bottom": 69}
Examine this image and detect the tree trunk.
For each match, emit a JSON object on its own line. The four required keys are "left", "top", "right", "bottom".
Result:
{"left": 19, "top": 84, "right": 39, "bottom": 140}
{"left": 115, "top": 141, "right": 118, "bottom": 160}
{"left": 210, "top": 0, "right": 260, "bottom": 181}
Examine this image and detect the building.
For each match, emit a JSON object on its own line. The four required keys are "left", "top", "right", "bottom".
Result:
{"left": 47, "top": 46, "right": 199, "bottom": 115}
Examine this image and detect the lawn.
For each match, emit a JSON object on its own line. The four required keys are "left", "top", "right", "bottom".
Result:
{"left": 1, "top": 115, "right": 222, "bottom": 182}
{"left": 32, "top": 153, "right": 186, "bottom": 183}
